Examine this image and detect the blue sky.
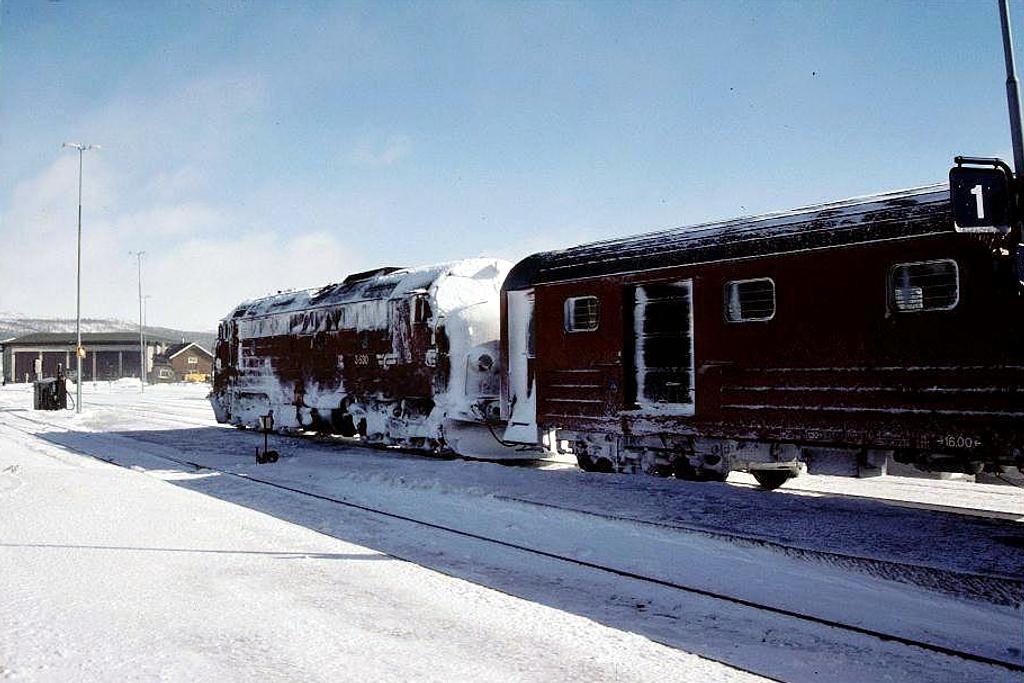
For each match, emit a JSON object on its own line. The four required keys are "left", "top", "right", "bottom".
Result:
{"left": 1, "top": 0, "right": 1021, "bottom": 329}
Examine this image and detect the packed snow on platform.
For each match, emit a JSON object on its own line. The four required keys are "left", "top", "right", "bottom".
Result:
{"left": 0, "top": 417, "right": 759, "bottom": 682}
{"left": 0, "top": 382, "right": 1020, "bottom": 682}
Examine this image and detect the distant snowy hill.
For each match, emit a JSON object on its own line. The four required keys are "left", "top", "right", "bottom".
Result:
{"left": 0, "top": 313, "right": 215, "bottom": 351}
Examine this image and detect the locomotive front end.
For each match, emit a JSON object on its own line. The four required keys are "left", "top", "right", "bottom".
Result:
{"left": 428, "top": 260, "right": 534, "bottom": 459}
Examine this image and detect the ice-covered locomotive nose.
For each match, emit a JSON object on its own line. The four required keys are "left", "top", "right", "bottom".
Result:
{"left": 429, "top": 286, "right": 526, "bottom": 459}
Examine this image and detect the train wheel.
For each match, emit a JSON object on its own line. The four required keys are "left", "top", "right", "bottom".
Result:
{"left": 752, "top": 470, "right": 792, "bottom": 490}
{"left": 673, "top": 458, "right": 698, "bottom": 480}
{"left": 576, "top": 452, "right": 613, "bottom": 473}
{"left": 335, "top": 413, "right": 356, "bottom": 437}
{"left": 697, "top": 469, "right": 729, "bottom": 483}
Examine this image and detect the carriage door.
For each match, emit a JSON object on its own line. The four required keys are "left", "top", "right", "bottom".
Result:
{"left": 631, "top": 280, "right": 696, "bottom": 415}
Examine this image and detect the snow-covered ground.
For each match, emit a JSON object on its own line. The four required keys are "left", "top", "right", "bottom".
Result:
{"left": 0, "top": 388, "right": 758, "bottom": 682}
{"left": 1, "top": 381, "right": 1021, "bottom": 682}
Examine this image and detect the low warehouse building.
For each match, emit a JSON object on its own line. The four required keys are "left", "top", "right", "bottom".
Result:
{"left": 0, "top": 332, "right": 176, "bottom": 383}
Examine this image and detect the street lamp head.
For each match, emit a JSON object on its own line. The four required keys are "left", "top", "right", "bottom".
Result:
{"left": 62, "top": 142, "right": 100, "bottom": 151}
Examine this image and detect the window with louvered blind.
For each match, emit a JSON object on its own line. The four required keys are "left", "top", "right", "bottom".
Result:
{"left": 564, "top": 296, "right": 600, "bottom": 332}
{"left": 890, "top": 260, "right": 959, "bottom": 313}
{"left": 724, "top": 278, "right": 776, "bottom": 322}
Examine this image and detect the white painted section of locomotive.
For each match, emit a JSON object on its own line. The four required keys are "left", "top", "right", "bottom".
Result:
{"left": 212, "top": 258, "right": 530, "bottom": 458}
{"left": 424, "top": 262, "right": 529, "bottom": 458}
{"left": 502, "top": 289, "right": 539, "bottom": 445}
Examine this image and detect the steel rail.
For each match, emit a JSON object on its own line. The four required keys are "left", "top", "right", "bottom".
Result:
{"left": 727, "top": 480, "right": 1024, "bottom": 522}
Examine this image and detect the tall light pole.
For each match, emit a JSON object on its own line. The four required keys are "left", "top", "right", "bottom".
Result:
{"left": 999, "top": 0, "right": 1024, "bottom": 176}
{"left": 62, "top": 142, "right": 100, "bottom": 413}
{"left": 997, "top": 0, "right": 1024, "bottom": 287}
{"left": 130, "top": 251, "right": 146, "bottom": 392}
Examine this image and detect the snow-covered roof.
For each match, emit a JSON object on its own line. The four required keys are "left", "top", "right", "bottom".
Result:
{"left": 166, "top": 341, "right": 213, "bottom": 359}
{"left": 505, "top": 184, "right": 951, "bottom": 290}
{"left": 3, "top": 332, "right": 178, "bottom": 347}
{"left": 223, "top": 258, "right": 505, "bottom": 321}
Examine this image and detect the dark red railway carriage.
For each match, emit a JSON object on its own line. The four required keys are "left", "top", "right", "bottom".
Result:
{"left": 499, "top": 183, "right": 1024, "bottom": 487}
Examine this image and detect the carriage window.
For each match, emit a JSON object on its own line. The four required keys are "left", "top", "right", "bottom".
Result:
{"left": 890, "top": 260, "right": 959, "bottom": 312}
{"left": 564, "top": 296, "right": 600, "bottom": 332}
{"left": 725, "top": 278, "right": 776, "bottom": 322}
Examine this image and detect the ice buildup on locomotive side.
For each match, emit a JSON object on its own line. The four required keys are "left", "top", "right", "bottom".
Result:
{"left": 210, "top": 258, "right": 525, "bottom": 459}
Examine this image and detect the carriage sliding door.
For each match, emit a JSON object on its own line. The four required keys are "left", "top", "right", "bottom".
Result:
{"left": 630, "top": 280, "right": 695, "bottom": 415}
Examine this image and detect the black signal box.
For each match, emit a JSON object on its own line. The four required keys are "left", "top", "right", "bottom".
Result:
{"left": 950, "top": 161, "right": 1013, "bottom": 233}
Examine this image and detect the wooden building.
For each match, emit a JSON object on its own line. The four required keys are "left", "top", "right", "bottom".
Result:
{"left": 151, "top": 342, "right": 213, "bottom": 383}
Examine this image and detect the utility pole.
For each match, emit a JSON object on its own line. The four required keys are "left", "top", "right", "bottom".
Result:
{"left": 62, "top": 142, "right": 99, "bottom": 414}
{"left": 998, "top": 0, "right": 1024, "bottom": 285}
{"left": 1000, "top": 0, "right": 1024, "bottom": 176}
{"left": 143, "top": 294, "right": 152, "bottom": 379}
{"left": 130, "top": 250, "right": 146, "bottom": 392}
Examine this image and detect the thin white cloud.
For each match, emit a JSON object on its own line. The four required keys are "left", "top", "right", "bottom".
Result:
{"left": 113, "top": 203, "right": 227, "bottom": 238}
{"left": 0, "top": 67, "right": 365, "bottom": 331}
{"left": 350, "top": 134, "right": 412, "bottom": 167}
{"left": 138, "top": 166, "right": 208, "bottom": 201}
{"left": 0, "top": 154, "right": 363, "bottom": 330}
{"left": 145, "top": 229, "right": 360, "bottom": 329}
{"left": 89, "top": 70, "right": 268, "bottom": 164}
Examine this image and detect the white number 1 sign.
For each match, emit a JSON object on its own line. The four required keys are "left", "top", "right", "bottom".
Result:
{"left": 970, "top": 183, "right": 985, "bottom": 219}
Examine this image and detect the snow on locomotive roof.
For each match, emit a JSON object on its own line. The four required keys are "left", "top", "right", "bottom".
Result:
{"left": 223, "top": 258, "right": 505, "bottom": 321}
{"left": 504, "top": 183, "right": 951, "bottom": 290}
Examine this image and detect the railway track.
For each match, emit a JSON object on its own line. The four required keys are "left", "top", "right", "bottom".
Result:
{"left": 91, "top": 393, "right": 1024, "bottom": 520}
{"left": 3, "top": 408, "right": 1022, "bottom": 677}
{"left": 9, "top": 396, "right": 1023, "bottom": 601}
{"left": 492, "top": 494, "right": 1024, "bottom": 607}
{"left": 32, "top": 386, "right": 1024, "bottom": 517}
{"left": 729, "top": 480, "right": 1024, "bottom": 522}
{"left": 72, "top": 393, "right": 1024, "bottom": 524}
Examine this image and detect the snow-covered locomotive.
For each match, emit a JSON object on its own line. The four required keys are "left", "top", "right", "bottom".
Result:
{"left": 499, "top": 177, "right": 1024, "bottom": 487}
{"left": 211, "top": 258, "right": 520, "bottom": 458}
